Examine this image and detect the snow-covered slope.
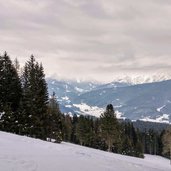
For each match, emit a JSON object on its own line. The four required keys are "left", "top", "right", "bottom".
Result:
{"left": 0, "top": 131, "right": 170, "bottom": 171}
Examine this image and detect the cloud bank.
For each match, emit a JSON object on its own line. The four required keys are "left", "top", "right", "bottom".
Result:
{"left": 0, "top": 0, "right": 171, "bottom": 82}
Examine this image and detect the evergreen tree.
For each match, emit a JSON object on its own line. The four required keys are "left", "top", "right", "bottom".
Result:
{"left": 0, "top": 52, "right": 22, "bottom": 133}
{"left": 92, "top": 118, "right": 107, "bottom": 150}
{"left": 63, "top": 114, "right": 72, "bottom": 142}
{"left": 21, "top": 55, "right": 48, "bottom": 139}
{"left": 71, "top": 114, "right": 79, "bottom": 144}
{"left": 46, "top": 92, "right": 62, "bottom": 143}
{"left": 162, "top": 126, "right": 171, "bottom": 164}
{"left": 100, "top": 104, "right": 120, "bottom": 152}
{"left": 121, "top": 135, "right": 133, "bottom": 156}
{"left": 158, "top": 130, "right": 165, "bottom": 156}
{"left": 13, "top": 58, "right": 20, "bottom": 75}
{"left": 76, "top": 115, "right": 94, "bottom": 146}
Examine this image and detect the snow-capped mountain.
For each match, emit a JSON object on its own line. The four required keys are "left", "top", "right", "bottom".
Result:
{"left": 111, "top": 74, "right": 171, "bottom": 85}
{"left": 47, "top": 77, "right": 171, "bottom": 123}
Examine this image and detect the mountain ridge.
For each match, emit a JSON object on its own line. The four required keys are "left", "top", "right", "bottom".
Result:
{"left": 48, "top": 74, "right": 171, "bottom": 85}
{"left": 47, "top": 77, "right": 171, "bottom": 123}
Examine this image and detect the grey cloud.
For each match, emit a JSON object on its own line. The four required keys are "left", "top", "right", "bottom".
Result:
{"left": 0, "top": 0, "right": 171, "bottom": 82}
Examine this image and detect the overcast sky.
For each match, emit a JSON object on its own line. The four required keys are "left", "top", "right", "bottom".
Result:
{"left": 0, "top": 0, "right": 171, "bottom": 82}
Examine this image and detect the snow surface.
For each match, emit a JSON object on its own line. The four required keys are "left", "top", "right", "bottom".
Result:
{"left": 75, "top": 87, "right": 84, "bottom": 93}
{"left": 73, "top": 103, "right": 104, "bottom": 117}
{"left": 157, "top": 105, "right": 166, "bottom": 112}
{"left": 0, "top": 131, "right": 170, "bottom": 171}
{"left": 61, "top": 96, "right": 69, "bottom": 101}
{"left": 140, "top": 114, "right": 170, "bottom": 124}
{"left": 73, "top": 103, "right": 125, "bottom": 119}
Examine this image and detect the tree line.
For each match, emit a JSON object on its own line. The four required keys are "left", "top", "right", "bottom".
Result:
{"left": 0, "top": 52, "right": 170, "bottom": 160}
{"left": 62, "top": 105, "right": 144, "bottom": 158}
{"left": 61, "top": 108, "right": 170, "bottom": 159}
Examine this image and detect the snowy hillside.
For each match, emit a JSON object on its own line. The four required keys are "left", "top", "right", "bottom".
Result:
{"left": 0, "top": 131, "right": 170, "bottom": 171}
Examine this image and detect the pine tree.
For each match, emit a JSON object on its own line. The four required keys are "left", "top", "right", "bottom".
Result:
{"left": 46, "top": 92, "right": 62, "bottom": 143}
{"left": 121, "top": 135, "right": 132, "bottom": 155}
{"left": 13, "top": 58, "right": 20, "bottom": 75}
{"left": 162, "top": 126, "right": 171, "bottom": 164}
{"left": 100, "top": 104, "right": 120, "bottom": 152}
{"left": 63, "top": 114, "right": 72, "bottom": 142}
{"left": 21, "top": 55, "right": 48, "bottom": 139}
{"left": 0, "top": 52, "right": 22, "bottom": 133}
{"left": 71, "top": 114, "right": 78, "bottom": 143}
{"left": 92, "top": 118, "right": 107, "bottom": 150}
{"left": 158, "top": 130, "right": 165, "bottom": 156}
{"left": 76, "top": 115, "right": 88, "bottom": 146}
{"left": 76, "top": 115, "right": 94, "bottom": 146}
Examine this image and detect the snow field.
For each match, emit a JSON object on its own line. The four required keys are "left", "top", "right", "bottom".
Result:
{"left": 0, "top": 131, "right": 170, "bottom": 171}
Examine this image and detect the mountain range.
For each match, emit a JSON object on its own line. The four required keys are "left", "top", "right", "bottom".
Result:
{"left": 47, "top": 76, "right": 171, "bottom": 123}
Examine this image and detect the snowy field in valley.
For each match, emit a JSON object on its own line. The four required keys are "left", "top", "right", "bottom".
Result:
{"left": 0, "top": 131, "right": 170, "bottom": 171}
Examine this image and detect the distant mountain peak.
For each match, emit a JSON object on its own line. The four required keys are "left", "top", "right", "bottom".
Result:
{"left": 112, "top": 74, "right": 171, "bottom": 85}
